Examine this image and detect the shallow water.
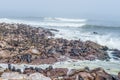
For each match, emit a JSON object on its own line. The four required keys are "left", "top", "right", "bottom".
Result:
{"left": 0, "top": 59, "right": 120, "bottom": 75}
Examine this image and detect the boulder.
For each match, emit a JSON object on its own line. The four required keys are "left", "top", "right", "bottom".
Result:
{"left": 1, "top": 72, "right": 27, "bottom": 80}
{"left": 28, "top": 73, "right": 51, "bottom": 80}
{"left": 118, "top": 72, "right": 120, "bottom": 79}
{"left": 111, "top": 50, "right": 120, "bottom": 58}
{"left": 46, "top": 68, "right": 68, "bottom": 78}
{"left": 0, "top": 67, "right": 5, "bottom": 75}
{"left": 0, "top": 50, "right": 11, "bottom": 58}
{"left": 29, "top": 48, "right": 41, "bottom": 55}
{"left": 85, "top": 41, "right": 103, "bottom": 50}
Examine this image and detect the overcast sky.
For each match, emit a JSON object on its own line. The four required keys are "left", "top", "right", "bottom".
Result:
{"left": 0, "top": 0, "right": 120, "bottom": 19}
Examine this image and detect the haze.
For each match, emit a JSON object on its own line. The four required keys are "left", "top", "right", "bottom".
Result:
{"left": 0, "top": 0, "right": 120, "bottom": 20}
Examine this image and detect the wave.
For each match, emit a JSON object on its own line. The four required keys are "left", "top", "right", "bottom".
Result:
{"left": 53, "top": 17, "right": 86, "bottom": 22}
{"left": 0, "top": 17, "right": 119, "bottom": 28}
{"left": 82, "top": 24, "right": 120, "bottom": 28}
{"left": 54, "top": 28, "right": 120, "bottom": 50}
{"left": 42, "top": 17, "right": 86, "bottom": 22}
{"left": 0, "top": 18, "right": 86, "bottom": 27}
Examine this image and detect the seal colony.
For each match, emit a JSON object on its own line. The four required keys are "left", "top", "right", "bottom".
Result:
{"left": 0, "top": 23, "right": 119, "bottom": 80}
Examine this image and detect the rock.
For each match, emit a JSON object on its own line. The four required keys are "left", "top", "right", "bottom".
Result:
{"left": 29, "top": 48, "right": 41, "bottom": 55}
{"left": 70, "top": 48, "right": 80, "bottom": 56}
{"left": 0, "top": 50, "right": 11, "bottom": 58}
{"left": 118, "top": 72, "right": 120, "bottom": 79}
{"left": 101, "top": 46, "right": 109, "bottom": 51}
{"left": 1, "top": 72, "right": 27, "bottom": 80}
{"left": 85, "top": 55, "right": 96, "bottom": 60}
{"left": 79, "top": 72, "right": 94, "bottom": 80}
{"left": 93, "top": 31, "right": 98, "bottom": 34}
{"left": 49, "top": 29, "right": 59, "bottom": 32}
{"left": 0, "top": 23, "right": 111, "bottom": 63}
{"left": 111, "top": 50, "right": 120, "bottom": 58}
{"left": 0, "top": 67, "right": 5, "bottom": 75}
{"left": 28, "top": 73, "right": 51, "bottom": 80}
{"left": 85, "top": 41, "right": 103, "bottom": 50}
{"left": 46, "top": 68, "right": 68, "bottom": 78}
{"left": 0, "top": 41, "right": 7, "bottom": 48}
{"left": 20, "top": 54, "right": 32, "bottom": 63}
{"left": 8, "top": 64, "right": 11, "bottom": 70}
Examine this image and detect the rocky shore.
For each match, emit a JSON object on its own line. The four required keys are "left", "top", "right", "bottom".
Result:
{"left": 0, "top": 23, "right": 109, "bottom": 64}
{"left": 0, "top": 23, "right": 119, "bottom": 80}
{"left": 0, "top": 66, "right": 120, "bottom": 80}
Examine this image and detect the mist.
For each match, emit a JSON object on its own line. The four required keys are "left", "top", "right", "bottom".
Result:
{"left": 0, "top": 0, "right": 120, "bottom": 20}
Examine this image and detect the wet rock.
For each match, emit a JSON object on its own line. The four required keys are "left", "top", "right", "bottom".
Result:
{"left": 8, "top": 64, "right": 11, "bottom": 70}
{"left": 93, "top": 31, "right": 98, "bottom": 34}
{"left": 11, "top": 66, "right": 16, "bottom": 72}
{"left": 101, "top": 46, "right": 109, "bottom": 51}
{"left": 0, "top": 67, "right": 5, "bottom": 75}
{"left": 20, "top": 54, "right": 32, "bottom": 63}
{"left": 111, "top": 50, "right": 120, "bottom": 58}
{"left": 16, "top": 69, "right": 22, "bottom": 73}
{"left": 49, "top": 29, "right": 59, "bottom": 32}
{"left": 70, "top": 48, "right": 80, "bottom": 56}
{"left": 45, "top": 66, "right": 53, "bottom": 71}
{"left": 118, "top": 72, "right": 120, "bottom": 79}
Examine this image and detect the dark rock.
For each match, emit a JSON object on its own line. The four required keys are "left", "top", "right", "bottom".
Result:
{"left": 35, "top": 67, "right": 39, "bottom": 72}
{"left": 29, "top": 67, "right": 34, "bottom": 70}
{"left": 49, "top": 29, "right": 59, "bottom": 32}
{"left": 6, "top": 48, "right": 16, "bottom": 51}
{"left": 118, "top": 72, "right": 120, "bottom": 79}
{"left": 70, "top": 48, "right": 80, "bottom": 56}
{"left": 93, "top": 32, "right": 98, "bottom": 34}
{"left": 111, "top": 50, "right": 120, "bottom": 58}
{"left": 11, "top": 66, "right": 16, "bottom": 71}
{"left": 8, "top": 64, "right": 11, "bottom": 70}
{"left": 45, "top": 66, "right": 53, "bottom": 71}
{"left": 20, "top": 54, "right": 32, "bottom": 63}
{"left": 16, "top": 69, "right": 21, "bottom": 73}
{"left": 101, "top": 46, "right": 109, "bottom": 51}
{"left": 84, "top": 66, "right": 90, "bottom": 71}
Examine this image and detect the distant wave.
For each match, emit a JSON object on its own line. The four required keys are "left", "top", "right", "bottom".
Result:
{"left": 0, "top": 17, "right": 119, "bottom": 28}
{"left": 82, "top": 24, "right": 120, "bottom": 28}
{"left": 43, "top": 17, "right": 86, "bottom": 22}
{"left": 0, "top": 18, "right": 86, "bottom": 27}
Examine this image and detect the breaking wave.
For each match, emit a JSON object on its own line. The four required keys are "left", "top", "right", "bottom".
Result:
{"left": 0, "top": 17, "right": 86, "bottom": 27}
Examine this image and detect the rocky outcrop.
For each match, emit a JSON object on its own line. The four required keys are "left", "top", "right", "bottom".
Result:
{"left": 1, "top": 72, "right": 51, "bottom": 80}
{"left": 0, "top": 66, "right": 119, "bottom": 80}
{"left": 0, "top": 23, "right": 110, "bottom": 64}
{"left": 111, "top": 50, "right": 120, "bottom": 58}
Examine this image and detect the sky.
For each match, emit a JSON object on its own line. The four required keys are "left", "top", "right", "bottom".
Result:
{"left": 0, "top": 0, "right": 120, "bottom": 19}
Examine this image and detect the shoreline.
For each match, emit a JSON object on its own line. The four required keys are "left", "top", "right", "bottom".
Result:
{"left": 0, "top": 23, "right": 119, "bottom": 80}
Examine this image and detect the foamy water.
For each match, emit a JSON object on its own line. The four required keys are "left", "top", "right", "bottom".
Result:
{"left": 0, "top": 18, "right": 86, "bottom": 27}
{"left": 0, "top": 59, "right": 120, "bottom": 75}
